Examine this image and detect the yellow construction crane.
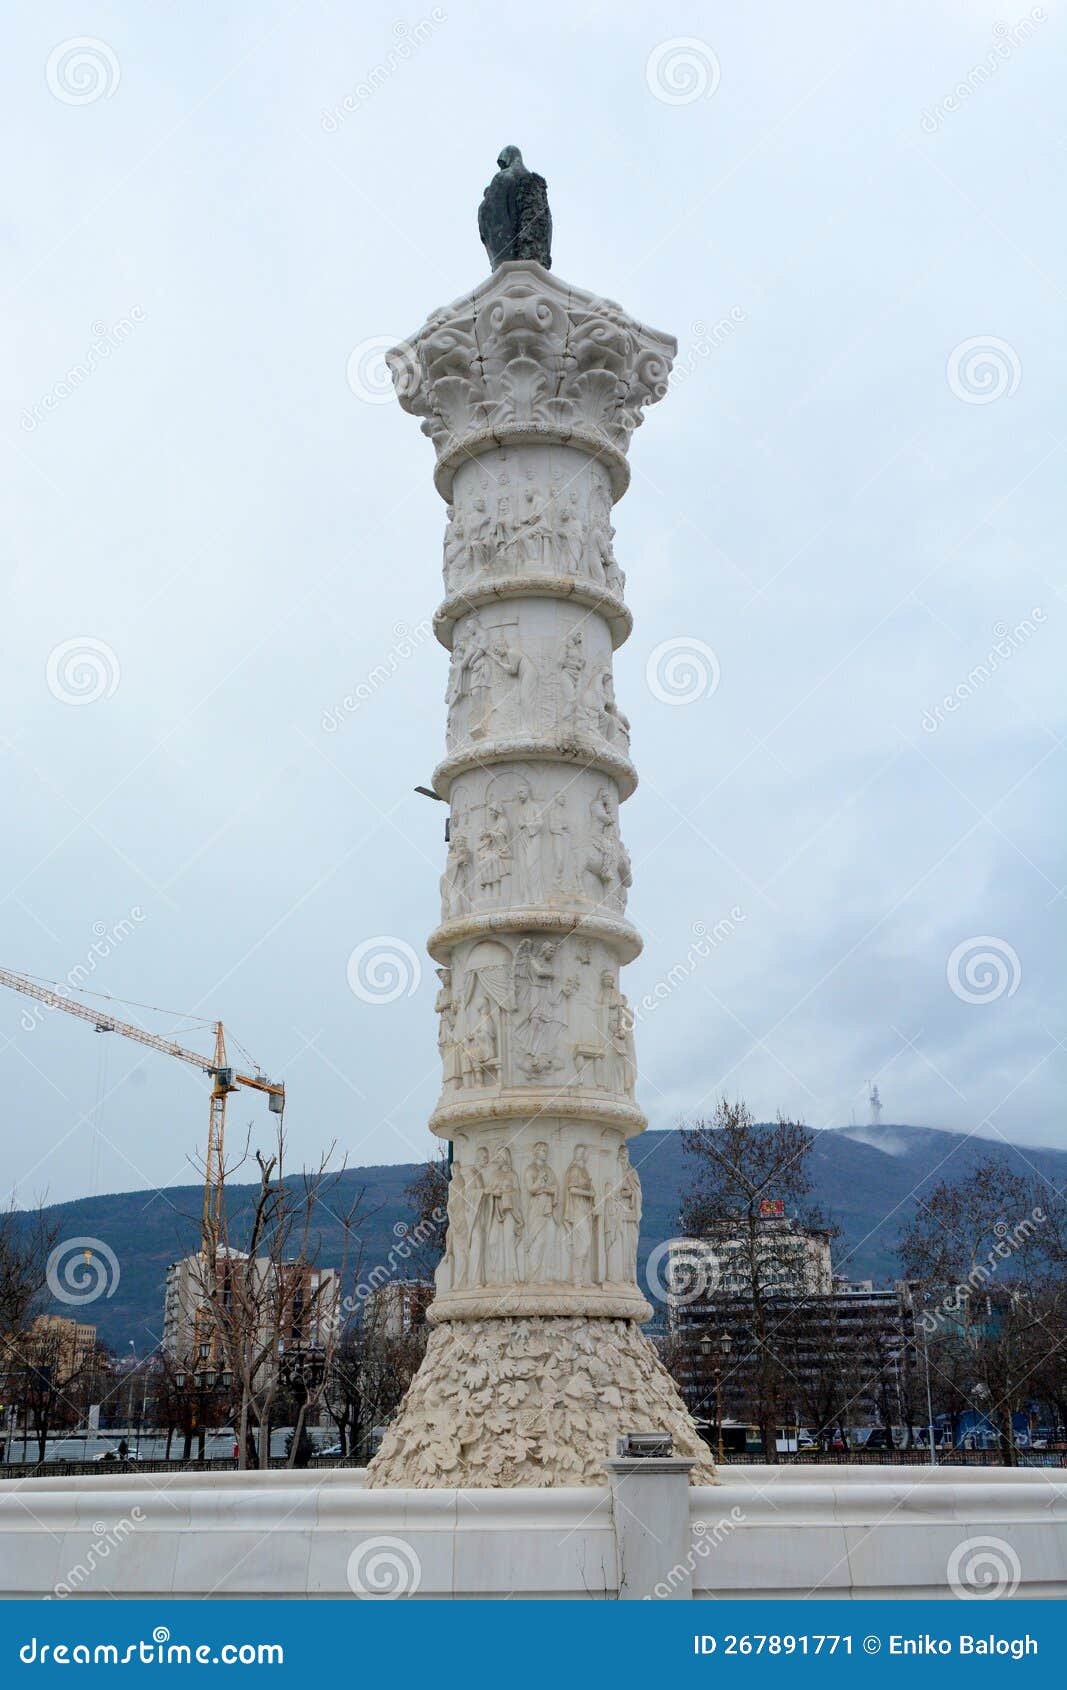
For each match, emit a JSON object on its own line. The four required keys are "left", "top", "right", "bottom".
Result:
{"left": 0, "top": 966, "right": 284, "bottom": 1257}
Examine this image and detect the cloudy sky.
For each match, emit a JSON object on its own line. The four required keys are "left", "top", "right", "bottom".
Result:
{"left": 4, "top": 2, "right": 1064, "bottom": 1207}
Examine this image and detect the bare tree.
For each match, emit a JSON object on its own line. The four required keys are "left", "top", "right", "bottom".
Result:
{"left": 679, "top": 1098, "right": 831, "bottom": 1459}
{"left": 402, "top": 1152, "right": 449, "bottom": 1280}
{"left": 0, "top": 1203, "right": 62, "bottom": 1462}
{"left": 323, "top": 1295, "right": 428, "bottom": 1460}
{"left": 900, "top": 1157, "right": 1065, "bottom": 1463}
{"left": 0, "top": 1201, "right": 57, "bottom": 1337}
{"left": 192, "top": 1124, "right": 365, "bottom": 1470}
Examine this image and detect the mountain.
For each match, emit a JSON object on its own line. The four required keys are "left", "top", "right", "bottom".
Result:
{"left": 23, "top": 1124, "right": 1067, "bottom": 1351}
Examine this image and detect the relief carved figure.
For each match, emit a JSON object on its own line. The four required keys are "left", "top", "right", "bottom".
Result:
{"left": 514, "top": 487, "right": 551, "bottom": 567}
{"left": 464, "top": 614, "right": 493, "bottom": 737}
{"left": 560, "top": 629, "right": 589, "bottom": 731}
{"left": 456, "top": 939, "right": 513, "bottom": 1090}
{"left": 586, "top": 481, "right": 625, "bottom": 593}
{"left": 488, "top": 636, "right": 540, "bottom": 735}
{"left": 442, "top": 506, "right": 465, "bottom": 592}
{"left": 466, "top": 1144, "right": 491, "bottom": 1287}
{"left": 583, "top": 516, "right": 609, "bottom": 586}
{"left": 600, "top": 968, "right": 636, "bottom": 1096}
{"left": 598, "top": 671, "right": 631, "bottom": 750}
{"left": 604, "top": 1143, "right": 641, "bottom": 1283}
{"left": 467, "top": 497, "right": 493, "bottom": 572}
{"left": 477, "top": 800, "right": 512, "bottom": 901}
{"left": 449, "top": 776, "right": 627, "bottom": 916}
{"left": 513, "top": 939, "right": 569, "bottom": 1079}
{"left": 584, "top": 786, "right": 631, "bottom": 906}
{"left": 441, "top": 804, "right": 474, "bottom": 918}
{"left": 485, "top": 1145, "right": 524, "bottom": 1284}
{"left": 513, "top": 782, "right": 546, "bottom": 903}
{"left": 492, "top": 495, "right": 515, "bottom": 567}
{"left": 523, "top": 1141, "right": 561, "bottom": 1281}
{"left": 435, "top": 966, "right": 462, "bottom": 1093}
{"left": 448, "top": 611, "right": 628, "bottom": 759}
{"left": 555, "top": 493, "right": 584, "bottom": 575}
{"left": 445, "top": 618, "right": 491, "bottom": 744}
{"left": 441, "top": 1161, "right": 469, "bottom": 1290}
{"left": 563, "top": 1145, "right": 599, "bottom": 1287}
{"left": 445, "top": 627, "right": 469, "bottom": 714}
{"left": 546, "top": 792, "right": 574, "bottom": 892}
{"left": 461, "top": 990, "right": 501, "bottom": 1089}
{"left": 449, "top": 469, "right": 626, "bottom": 592}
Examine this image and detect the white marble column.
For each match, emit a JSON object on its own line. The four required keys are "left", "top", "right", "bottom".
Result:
{"left": 367, "top": 262, "right": 714, "bottom": 1488}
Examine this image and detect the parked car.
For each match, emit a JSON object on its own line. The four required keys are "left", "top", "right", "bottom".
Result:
{"left": 857, "top": 1427, "right": 895, "bottom": 1451}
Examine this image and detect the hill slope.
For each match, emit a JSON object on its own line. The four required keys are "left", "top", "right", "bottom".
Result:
{"left": 25, "top": 1124, "right": 1066, "bottom": 1349}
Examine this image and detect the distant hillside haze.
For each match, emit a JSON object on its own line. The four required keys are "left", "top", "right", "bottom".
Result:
{"left": 25, "top": 1124, "right": 1067, "bottom": 1351}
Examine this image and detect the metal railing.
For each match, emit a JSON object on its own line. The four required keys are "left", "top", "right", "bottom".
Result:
{"left": 717, "top": 1448, "right": 1067, "bottom": 1467}
{"left": 0, "top": 1454, "right": 370, "bottom": 1478}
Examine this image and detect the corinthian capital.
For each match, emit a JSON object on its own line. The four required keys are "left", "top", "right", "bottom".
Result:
{"left": 388, "top": 261, "right": 676, "bottom": 500}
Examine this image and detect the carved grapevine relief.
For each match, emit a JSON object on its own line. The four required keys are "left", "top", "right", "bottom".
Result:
{"left": 366, "top": 1315, "right": 717, "bottom": 1489}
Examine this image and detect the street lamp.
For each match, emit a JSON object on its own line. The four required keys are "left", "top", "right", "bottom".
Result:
{"left": 277, "top": 1347, "right": 327, "bottom": 1468}
{"left": 699, "top": 1331, "right": 732, "bottom": 1465}
{"left": 175, "top": 1358, "right": 232, "bottom": 1462}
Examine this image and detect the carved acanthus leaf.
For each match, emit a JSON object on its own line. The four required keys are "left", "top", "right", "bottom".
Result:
{"left": 389, "top": 264, "right": 676, "bottom": 482}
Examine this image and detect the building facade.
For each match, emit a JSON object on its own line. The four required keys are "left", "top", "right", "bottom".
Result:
{"left": 162, "top": 1250, "right": 338, "bottom": 1365}
{"left": 667, "top": 1221, "right": 914, "bottom": 1440}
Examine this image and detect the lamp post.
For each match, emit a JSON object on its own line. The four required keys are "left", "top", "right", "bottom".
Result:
{"left": 700, "top": 1331, "right": 732, "bottom": 1465}
{"left": 174, "top": 1352, "right": 233, "bottom": 1463}
{"left": 277, "top": 1345, "right": 326, "bottom": 1467}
